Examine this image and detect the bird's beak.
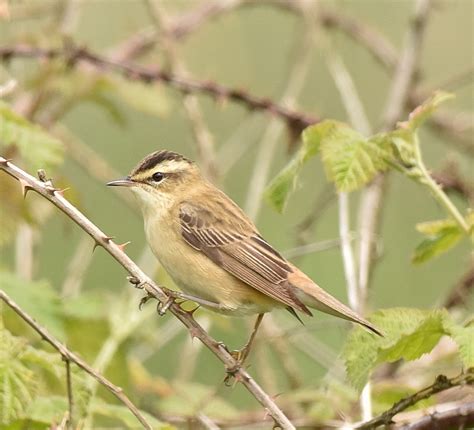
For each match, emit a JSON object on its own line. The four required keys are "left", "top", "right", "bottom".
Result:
{"left": 106, "top": 177, "right": 135, "bottom": 187}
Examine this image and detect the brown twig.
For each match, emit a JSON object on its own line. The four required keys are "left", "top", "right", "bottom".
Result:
{"left": 392, "top": 401, "right": 474, "bottom": 430}
{"left": 0, "top": 289, "right": 153, "bottom": 430}
{"left": 0, "top": 158, "right": 295, "bottom": 430}
{"left": 65, "top": 358, "right": 74, "bottom": 430}
{"left": 0, "top": 44, "right": 319, "bottom": 135}
{"left": 356, "top": 371, "right": 474, "bottom": 430}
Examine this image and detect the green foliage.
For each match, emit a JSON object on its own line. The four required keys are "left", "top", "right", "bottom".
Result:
{"left": 343, "top": 308, "right": 474, "bottom": 390}
{"left": 397, "top": 91, "right": 454, "bottom": 131}
{"left": 0, "top": 328, "right": 39, "bottom": 424}
{"left": 412, "top": 218, "right": 464, "bottom": 264}
{"left": 318, "top": 121, "right": 393, "bottom": 192}
{"left": 0, "top": 272, "right": 66, "bottom": 339}
{"left": 265, "top": 91, "right": 453, "bottom": 201}
{"left": 0, "top": 101, "right": 64, "bottom": 171}
{"left": 264, "top": 123, "right": 321, "bottom": 212}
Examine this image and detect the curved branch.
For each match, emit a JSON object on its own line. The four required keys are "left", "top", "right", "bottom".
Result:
{"left": 0, "top": 45, "right": 319, "bottom": 135}
{"left": 0, "top": 157, "right": 295, "bottom": 430}
{"left": 357, "top": 371, "right": 474, "bottom": 429}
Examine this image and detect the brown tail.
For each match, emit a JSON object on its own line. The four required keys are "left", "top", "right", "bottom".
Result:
{"left": 288, "top": 268, "right": 383, "bottom": 336}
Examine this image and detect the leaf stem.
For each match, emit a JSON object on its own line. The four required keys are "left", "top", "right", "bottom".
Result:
{"left": 413, "top": 135, "right": 470, "bottom": 234}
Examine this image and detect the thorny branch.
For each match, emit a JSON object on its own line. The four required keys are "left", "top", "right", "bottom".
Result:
{"left": 0, "top": 289, "right": 153, "bottom": 430}
{"left": 0, "top": 44, "right": 319, "bottom": 135}
{"left": 356, "top": 370, "right": 474, "bottom": 429}
{"left": 0, "top": 157, "right": 295, "bottom": 430}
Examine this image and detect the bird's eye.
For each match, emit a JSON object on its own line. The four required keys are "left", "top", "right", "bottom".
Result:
{"left": 152, "top": 172, "right": 164, "bottom": 182}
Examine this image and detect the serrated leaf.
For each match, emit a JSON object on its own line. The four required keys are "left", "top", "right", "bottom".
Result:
{"left": 444, "top": 322, "right": 474, "bottom": 368}
{"left": 0, "top": 101, "right": 64, "bottom": 171}
{"left": 264, "top": 122, "right": 322, "bottom": 212}
{"left": 92, "top": 399, "right": 174, "bottom": 429}
{"left": 412, "top": 225, "right": 462, "bottom": 264}
{"left": 0, "top": 328, "right": 39, "bottom": 424}
{"left": 398, "top": 91, "right": 454, "bottom": 131}
{"left": 416, "top": 218, "right": 458, "bottom": 235}
{"left": 24, "top": 396, "right": 68, "bottom": 425}
{"left": 343, "top": 308, "right": 454, "bottom": 391}
{"left": 317, "top": 120, "right": 393, "bottom": 192}
{"left": 0, "top": 271, "right": 65, "bottom": 339}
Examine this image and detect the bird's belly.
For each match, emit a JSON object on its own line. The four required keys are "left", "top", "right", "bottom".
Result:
{"left": 145, "top": 220, "right": 278, "bottom": 316}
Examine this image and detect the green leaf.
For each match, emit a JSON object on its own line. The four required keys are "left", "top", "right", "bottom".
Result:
{"left": 0, "top": 101, "right": 64, "bottom": 171}
{"left": 343, "top": 308, "right": 452, "bottom": 391}
{"left": 398, "top": 91, "right": 454, "bottom": 131}
{"left": 264, "top": 122, "right": 321, "bottom": 212}
{"left": 0, "top": 328, "right": 39, "bottom": 424}
{"left": 444, "top": 321, "right": 474, "bottom": 368}
{"left": 92, "top": 399, "right": 174, "bottom": 429}
{"left": 317, "top": 120, "right": 393, "bottom": 192}
{"left": 412, "top": 219, "right": 463, "bottom": 264}
{"left": 0, "top": 271, "right": 65, "bottom": 339}
{"left": 24, "top": 396, "right": 68, "bottom": 425}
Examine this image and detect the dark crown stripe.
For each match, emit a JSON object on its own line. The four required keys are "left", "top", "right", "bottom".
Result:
{"left": 133, "top": 150, "right": 191, "bottom": 174}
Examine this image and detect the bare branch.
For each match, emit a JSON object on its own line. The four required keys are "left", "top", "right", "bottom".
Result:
{"left": 0, "top": 45, "right": 319, "bottom": 135}
{"left": 0, "top": 158, "right": 295, "bottom": 429}
{"left": 392, "top": 401, "right": 474, "bottom": 430}
{"left": 0, "top": 289, "right": 153, "bottom": 430}
{"left": 356, "top": 371, "right": 474, "bottom": 430}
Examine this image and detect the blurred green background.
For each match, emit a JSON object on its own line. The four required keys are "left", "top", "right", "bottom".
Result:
{"left": 1, "top": 0, "right": 473, "bottom": 426}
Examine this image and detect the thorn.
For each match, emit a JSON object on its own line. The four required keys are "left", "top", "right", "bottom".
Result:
{"left": 18, "top": 178, "right": 32, "bottom": 197}
{"left": 0, "top": 157, "right": 12, "bottom": 166}
{"left": 188, "top": 326, "right": 200, "bottom": 340}
{"left": 127, "top": 275, "right": 141, "bottom": 286}
{"left": 54, "top": 187, "right": 70, "bottom": 197}
{"left": 117, "top": 241, "right": 130, "bottom": 252}
{"left": 102, "top": 235, "right": 114, "bottom": 243}
{"left": 92, "top": 241, "right": 101, "bottom": 253}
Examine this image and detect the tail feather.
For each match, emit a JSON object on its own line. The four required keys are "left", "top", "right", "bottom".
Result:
{"left": 288, "top": 268, "right": 383, "bottom": 336}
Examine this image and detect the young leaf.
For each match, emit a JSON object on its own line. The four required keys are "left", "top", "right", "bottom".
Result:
{"left": 317, "top": 120, "right": 393, "bottom": 192}
{"left": 0, "top": 101, "right": 64, "bottom": 171}
{"left": 0, "top": 328, "right": 39, "bottom": 424}
{"left": 412, "top": 219, "right": 463, "bottom": 264}
{"left": 343, "top": 308, "right": 455, "bottom": 391}
{"left": 443, "top": 320, "right": 474, "bottom": 368}
{"left": 398, "top": 91, "right": 454, "bottom": 131}
{"left": 264, "top": 122, "right": 322, "bottom": 212}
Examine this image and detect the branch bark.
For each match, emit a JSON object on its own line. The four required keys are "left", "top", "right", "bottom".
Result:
{"left": 356, "top": 371, "right": 474, "bottom": 430}
{"left": 0, "top": 45, "right": 319, "bottom": 135}
{"left": 0, "top": 157, "right": 295, "bottom": 430}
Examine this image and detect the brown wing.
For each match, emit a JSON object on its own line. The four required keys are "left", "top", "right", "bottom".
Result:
{"left": 179, "top": 201, "right": 311, "bottom": 315}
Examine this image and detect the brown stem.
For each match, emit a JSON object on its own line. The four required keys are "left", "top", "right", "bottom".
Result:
{"left": 0, "top": 158, "right": 295, "bottom": 430}
{"left": 0, "top": 45, "right": 319, "bottom": 136}
{"left": 356, "top": 370, "right": 474, "bottom": 429}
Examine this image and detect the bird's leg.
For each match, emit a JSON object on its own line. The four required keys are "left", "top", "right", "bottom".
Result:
{"left": 230, "top": 313, "right": 265, "bottom": 367}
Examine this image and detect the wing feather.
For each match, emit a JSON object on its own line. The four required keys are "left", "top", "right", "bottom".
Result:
{"left": 179, "top": 201, "right": 311, "bottom": 314}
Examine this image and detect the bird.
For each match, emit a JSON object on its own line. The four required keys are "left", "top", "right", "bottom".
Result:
{"left": 107, "top": 150, "right": 381, "bottom": 363}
